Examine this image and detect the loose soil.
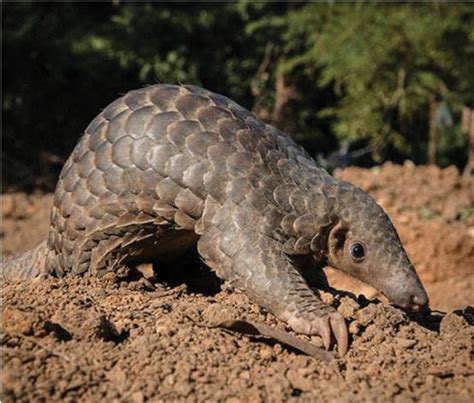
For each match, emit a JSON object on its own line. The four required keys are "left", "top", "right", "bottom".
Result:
{"left": 2, "top": 163, "right": 473, "bottom": 402}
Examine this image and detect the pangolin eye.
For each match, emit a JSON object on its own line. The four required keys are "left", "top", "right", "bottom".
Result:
{"left": 350, "top": 243, "right": 365, "bottom": 260}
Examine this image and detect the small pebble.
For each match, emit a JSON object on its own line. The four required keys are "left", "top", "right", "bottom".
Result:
{"left": 396, "top": 338, "right": 417, "bottom": 349}
{"left": 259, "top": 345, "right": 273, "bottom": 360}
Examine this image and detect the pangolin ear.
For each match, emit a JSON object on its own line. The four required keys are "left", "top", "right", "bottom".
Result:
{"left": 329, "top": 221, "right": 349, "bottom": 252}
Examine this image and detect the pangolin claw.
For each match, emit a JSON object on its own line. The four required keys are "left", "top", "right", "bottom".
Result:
{"left": 329, "top": 312, "right": 349, "bottom": 356}
{"left": 287, "top": 310, "right": 349, "bottom": 356}
{"left": 319, "top": 316, "right": 331, "bottom": 351}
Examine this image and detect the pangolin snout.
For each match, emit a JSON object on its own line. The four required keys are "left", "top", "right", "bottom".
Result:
{"left": 394, "top": 287, "right": 430, "bottom": 313}
{"left": 411, "top": 293, "right": 429, "bottom": 310}
{"left": 381, "top": 266, "right": 430, "bottom": 313}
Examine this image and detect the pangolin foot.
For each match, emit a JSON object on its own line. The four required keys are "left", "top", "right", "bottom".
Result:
{"left": 286, "top": 310, "right": 349, "bottom": 356}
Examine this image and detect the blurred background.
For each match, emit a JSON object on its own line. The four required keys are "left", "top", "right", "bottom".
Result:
{"left": 3, "top": 1, "right": 474, "bottom": 192}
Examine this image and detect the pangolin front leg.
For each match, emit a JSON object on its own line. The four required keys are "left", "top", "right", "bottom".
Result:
{"left": 197, "top": 203, "right": 349, "bottom": 356}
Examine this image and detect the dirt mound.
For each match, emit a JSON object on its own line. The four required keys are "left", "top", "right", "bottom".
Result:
{"left": 2, "top": 163, "right": 473, "bottom": 401}
{"left": 2, "top": 275, "right": 473, "bottom": 402}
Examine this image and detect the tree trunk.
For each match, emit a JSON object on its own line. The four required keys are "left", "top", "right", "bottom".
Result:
{"left": 271, "top": 71, "right": 300, "bottom": 126}
{"left": 462, "top": 105, "right": 474, "bottom": 177}
{"left": 428, "top": 100, "right": 439, "bottom": 165}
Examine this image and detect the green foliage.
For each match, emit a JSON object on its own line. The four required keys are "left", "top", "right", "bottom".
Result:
{"left": 248, "top": 3, "right": 473, "bottom": 164}
{"left": 2, "top": 2, "right": 473, "bottom": 190}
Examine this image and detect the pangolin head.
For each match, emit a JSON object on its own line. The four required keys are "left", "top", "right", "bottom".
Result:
{"left": 326, "top": 181, "right": 429, "bottom": 312}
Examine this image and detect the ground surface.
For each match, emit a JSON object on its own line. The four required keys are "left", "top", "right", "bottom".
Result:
{"left": 1, "top": 163, "right": 474, "bottom": 402}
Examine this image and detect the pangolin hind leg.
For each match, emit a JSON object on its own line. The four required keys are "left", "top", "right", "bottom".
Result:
{"left": 105, "top": 228, "right": 200, "bottom": 281}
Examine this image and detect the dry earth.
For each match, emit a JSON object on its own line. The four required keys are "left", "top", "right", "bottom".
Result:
{"left": 1, "top": 163, "right": 473, "bottom": 402}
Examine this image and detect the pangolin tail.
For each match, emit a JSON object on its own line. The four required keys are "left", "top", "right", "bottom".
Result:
{"left": 1, "top": 240, "right": 48, "bottom": 280}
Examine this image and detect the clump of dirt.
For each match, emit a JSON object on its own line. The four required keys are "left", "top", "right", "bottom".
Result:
{"left": 2, "top": 275, "right": 473, "bottom": 402}
{"left": 2, "top": 163, "right": 474, "bottom": 401}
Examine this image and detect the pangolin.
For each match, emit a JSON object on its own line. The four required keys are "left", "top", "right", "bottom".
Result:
{"left": 2, "top": 84, "right": 429, "bottom": 355}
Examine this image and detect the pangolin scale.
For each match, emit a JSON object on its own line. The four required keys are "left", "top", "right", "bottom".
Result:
{"left": 2, "top": 84, "right": 429, "bottom": 355}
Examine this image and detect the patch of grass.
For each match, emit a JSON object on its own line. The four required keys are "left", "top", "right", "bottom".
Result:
{"left": 418, "top": 206, "right": 440, "bottom": 220}
{"left": 458, "top": 205, "right": 474, "bottom": 222}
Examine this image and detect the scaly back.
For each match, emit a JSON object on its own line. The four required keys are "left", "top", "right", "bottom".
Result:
{"left": 39, "top": 84, "right": 331, "bottom": 277}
